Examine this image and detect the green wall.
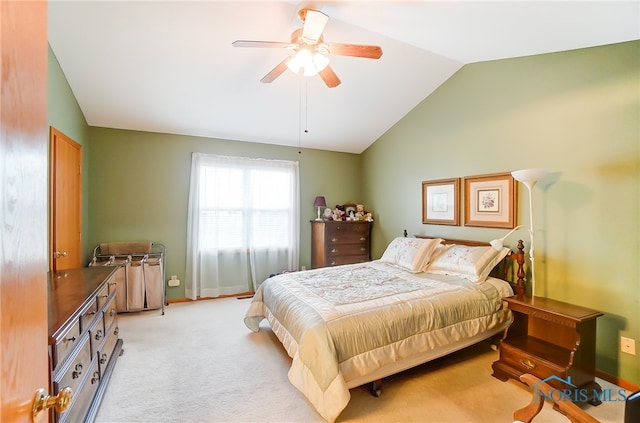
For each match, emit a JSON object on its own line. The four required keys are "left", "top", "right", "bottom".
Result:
{"left": 86, "top": 128, "right": 362, "bottom": 299}
{"left": 47, "top": 45, "right": 92, "bottom": 261}
{"left": 362, "top": 41, "right": 640, "bottom": 385}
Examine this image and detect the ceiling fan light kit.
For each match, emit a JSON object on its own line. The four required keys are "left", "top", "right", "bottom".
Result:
{"left": 285, "top": 49, "right": 329, "bottom": 76}
{"left": 232, "top": 8, "right": 382, "bottom": 88}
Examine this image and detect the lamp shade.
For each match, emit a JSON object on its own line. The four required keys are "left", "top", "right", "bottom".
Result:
{"left": 511, "top": 168, "right": 548, "bottom": 184}
{"left": 313, "top": 196, "right": 326, "bottom": 208}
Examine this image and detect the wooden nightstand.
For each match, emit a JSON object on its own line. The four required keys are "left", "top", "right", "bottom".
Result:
{"left": 492, "top": 295, "right": 604, "bottom": 405}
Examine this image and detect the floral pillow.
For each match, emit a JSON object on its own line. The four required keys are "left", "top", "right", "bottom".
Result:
{"left": 379, "top": 237, "right": 443, "bottom": 273}
{"left": 425, "top": 245, "right": 510, "bottom": 283}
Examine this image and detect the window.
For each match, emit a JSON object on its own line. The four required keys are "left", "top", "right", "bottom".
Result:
{"left": 185, "top": 153, "right": 299, "bottom": 298}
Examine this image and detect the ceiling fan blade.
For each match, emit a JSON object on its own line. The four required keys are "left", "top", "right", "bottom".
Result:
{"left": 301, "top": 9, "right": 328, "bottom": 43}
{"left": 327, "top": 43, "right": 383, "bottom": 59}
{"left": 318, "top": 65, "right": 341, "bottom": 88}
{"left": 232, "top": 40, "right": 290, "bottom": 49}
{"left": 260, "top": 56, "right": 290, "bottom": 83}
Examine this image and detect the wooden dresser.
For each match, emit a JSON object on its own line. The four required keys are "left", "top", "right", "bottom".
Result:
{"left": 48, "top": 266, "right": 124, "bottom": 423}
{"left": 492, "top": 295, "right": 603, "bottom": 404}
{"left": 311, "top": 220, "right": 372, "bottom": 268}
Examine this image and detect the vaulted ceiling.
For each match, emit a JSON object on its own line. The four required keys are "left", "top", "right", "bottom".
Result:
{"left": 48, "top": 1, "right": 639, "bottom": 153}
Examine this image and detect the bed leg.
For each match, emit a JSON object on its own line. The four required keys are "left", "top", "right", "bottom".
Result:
{"left": 371, "top": 379, "right": 382, "bottom": 397}
{"left": 490, "top": 332, "right": 505, "bottom": 351}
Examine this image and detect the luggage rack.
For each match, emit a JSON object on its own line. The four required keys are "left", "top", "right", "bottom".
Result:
{"left": 90, "top": 241, "right": 166, "bottom": 315}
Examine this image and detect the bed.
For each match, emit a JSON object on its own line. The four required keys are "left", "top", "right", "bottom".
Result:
{"left": 244, "top": 234, "right": 525, "bottom": 422}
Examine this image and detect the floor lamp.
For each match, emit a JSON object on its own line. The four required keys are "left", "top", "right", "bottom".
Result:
{"left": 490, "top": 168, "right": 547, "bottom": 296}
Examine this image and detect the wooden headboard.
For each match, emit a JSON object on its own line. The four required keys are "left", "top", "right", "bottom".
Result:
{"left": 405, "top": 230, "right": 526, "bottom": 296}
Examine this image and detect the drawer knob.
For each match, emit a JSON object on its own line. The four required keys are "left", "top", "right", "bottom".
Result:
{"left": 331, "top": 238, "right": 338, "bottom": 242}
{"left": 110, "top": 308, "right": 116, "bottom": 317}
{"left": 63, "top": 336, "right": 76, "bottom": 344}
{"left": 32, "top": 387, "right": 73, "bottom": 420}
{"left": 95, "top": 330, "right": 103, "bottom": 341}
{"left": 100, "top": 353, "right": 108, "bottom": 364}
{"left": 519, "top": 358, "right": 536, "bottom": 370}
{"left": 91, "top": 371, "right": 100, "bottom": 384}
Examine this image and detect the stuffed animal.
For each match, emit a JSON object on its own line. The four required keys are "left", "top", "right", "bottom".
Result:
{"left": 332, "top": 208, "right": 345, "bottom": 221}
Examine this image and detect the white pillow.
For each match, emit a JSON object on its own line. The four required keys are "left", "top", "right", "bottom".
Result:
{"left": 379, "top": 237, "right": 443, "bottom": 273}
{"left": 425, "top": 244, "right": 510, "bottom": 283}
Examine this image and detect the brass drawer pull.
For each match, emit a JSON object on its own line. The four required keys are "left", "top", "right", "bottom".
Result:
{"left": 72, "top": 363, "right": 83, "bottom": 379}
{"left": 63, "top": 336, "right": 76, "bottom": 344}
{"left": 100, "top": 353, "right": 108, "bottom": 365}
{"left": 91, "top": 371, "right": 100, "bottom": 384}
{"left": 519, "top": 358, "right": 536, "bottom": 370}
{"left": 110, "top": 308, "right": 116, "bottom": 317}
{"left": 95, "top": 330, "right": 103, "bottom": 341}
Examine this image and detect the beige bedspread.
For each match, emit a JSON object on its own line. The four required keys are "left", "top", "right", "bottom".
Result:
{"left": 244, "top": 261, "right": 512, "bottom": 422}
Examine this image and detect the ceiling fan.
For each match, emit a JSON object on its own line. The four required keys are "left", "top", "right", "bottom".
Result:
{"left": 232, "top": 8, "right": 383, "bottom": 88}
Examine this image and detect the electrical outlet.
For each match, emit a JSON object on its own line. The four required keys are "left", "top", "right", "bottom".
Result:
{"left": 167, "top": 275, "right": 180, "bottom": 287}
{"left": 621, "top": 336, "right": 636, "bottom": 355}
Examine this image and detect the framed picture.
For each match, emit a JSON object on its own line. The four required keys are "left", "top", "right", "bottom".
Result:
{"left": 464, "top": 172, "right": 517, "bottom": 228}
{"left": 422, "top": 178, "right": 460, "bottom": 225}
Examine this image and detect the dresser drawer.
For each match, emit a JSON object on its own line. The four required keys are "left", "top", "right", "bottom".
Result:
{"left": 88, "top": 312, "right": 106, "bottom": 357}
{"left": 327, "top": 233, "right": 368, "bottom": 245}
{"left": 98, "top": 319, "right": 120, "bottom": 375}
{"left": 326, "top": 255, "right": 370, "bottom": 267}
{"left": 96, "top": 282, "right": 111, "bottom": 310}
{"left": 52, "top": 318, "right": 81, "bottom": 372}
{"left": 79, "top": 301, "right": 99, "bottom": 333}
{"left": 53, "top": 332, "right": 92, "bottom": 399}
{"left": 56, "top": 357, "right": 101, "bottom": 423}
{"left": 103, "top": 294, "right": 118, "bottom": 331}
{"left": 326, "top": 244, "right": 369, "bottom": 257}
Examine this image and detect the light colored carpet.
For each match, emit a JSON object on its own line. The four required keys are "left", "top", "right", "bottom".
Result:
{"left": 96, "top": 298, "right": 627, "bottom": 423}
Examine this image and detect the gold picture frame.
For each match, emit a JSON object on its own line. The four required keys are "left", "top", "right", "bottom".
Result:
{"left": 422, "top": 178, "right": 460, "bottom": 226}
{"left": 464, "top": 172, "right": 517, "bottom": 228}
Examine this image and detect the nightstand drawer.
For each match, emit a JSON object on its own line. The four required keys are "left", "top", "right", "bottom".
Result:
{"left": 501, "top": 342, "right": 566, "bottom": 384}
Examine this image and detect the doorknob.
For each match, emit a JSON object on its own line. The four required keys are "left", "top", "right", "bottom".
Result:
{"left": 32, "top": 387, "right": 72, "bottom": 421}
{"left": 53, "top": 251, "right": 68, "bottom": 259}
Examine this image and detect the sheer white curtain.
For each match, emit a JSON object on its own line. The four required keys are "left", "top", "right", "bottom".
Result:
{"left": 185, "top": 153, "right": 299, "bottom": 299}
